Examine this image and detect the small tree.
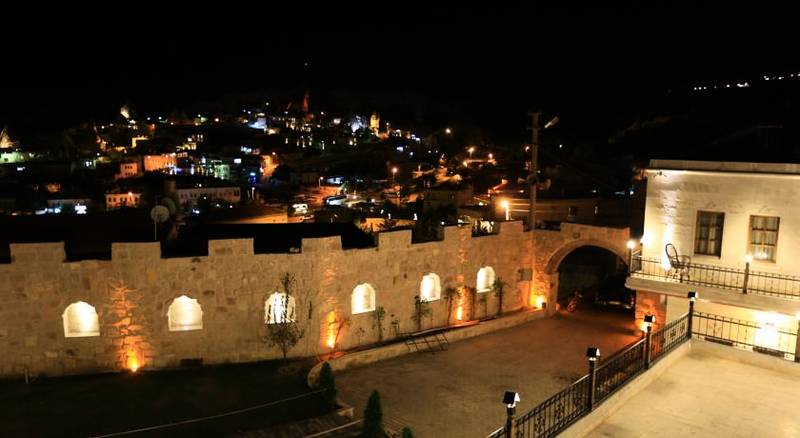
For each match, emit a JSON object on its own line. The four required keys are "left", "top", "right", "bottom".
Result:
{"left": 412, "top": 295, "right": 433, "bottom": 332}
{"left": 363, "top": 390, "right": 383, "bottom": 438}
{"left": 372, "top": 306, "right": 386, "bottom": 343}
{"left": 318, "top": 362, "right": 337, "bottom": 411}
{"left": 494, "top": 276, "right": 508, "bottom": 316}
{"left": 263, "top": 273, "right": 305, "bottom": 360}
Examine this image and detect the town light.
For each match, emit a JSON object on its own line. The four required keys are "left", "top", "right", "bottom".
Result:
{"left": 468, "top": 146, "right": 475, "bottom": 158}
{"left": 126, "top": 349, "right": 140, "bottom": 373}
{"left": 744, "top": 254, "right": 753, "bottom": 264}
{"left": 626, "top": 239, "right": 636, "bottom": 250}
{"left": 586, "top": 347, "right": 601, "bottom": 361}
{"left": 445, "top": 127, "right": 452, "bottom": 135}
{"left": 687, "top": 291, "right": 698, "bottom": 302}
{"left": 501, "top": 199, "right": 510, "bottom": 221}
{"left": 488, "top": 153, "right": 493, "bottom": 160}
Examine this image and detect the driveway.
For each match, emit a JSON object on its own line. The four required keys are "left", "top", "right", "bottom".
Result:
{"left": 336, "top": 306, "right": 638, "bottom": 437}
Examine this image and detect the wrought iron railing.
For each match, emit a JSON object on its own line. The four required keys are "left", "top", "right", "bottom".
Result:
{"left": 489, "top": 314, "right": 691, "bottom": 438}
{"left": 513, "top": 375, "right": 590, "bottom": 438}
{"left": 692, "top": 311, "right": 798, "bottom": 361}
{"left": 650, "top": 314, "right": 690, "bottom": 363}
{"left": 630, "top": 255, "right": 800, "bottom": 299}
{"left": 593, "top": 340, "right": 645, "bottom": 402}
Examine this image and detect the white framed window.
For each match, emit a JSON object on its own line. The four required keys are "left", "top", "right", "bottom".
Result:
{"left": 351, "top": 283, "right": 377, "bottom": 314}
{"left": 477, "top": 266, "right": 496, "bottom": 293}
{"left": 62, "top": 301, "right": 100, "bottom": 338}
{"left": 167, "top": 295, "right": 203, "bottom": 331}
{"left": 265, "top": 292, "right": 296, "bottom": 324}
{"left": 420, "top": 273, "right": 442, "bottom": 302}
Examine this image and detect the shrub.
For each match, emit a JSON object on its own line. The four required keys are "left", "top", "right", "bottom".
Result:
{"left": 318, "top": 362, "right": 337, "bottom": 411}
{"left": 363, "top": 390, "right": 383, "bottom": 438}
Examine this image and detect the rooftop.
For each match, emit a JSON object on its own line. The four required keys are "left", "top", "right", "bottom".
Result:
{"left": 588, "top": 344, "right": 800, "bottom": 437}
{"left": 649, "top": 159, "right": 800, "bottom": 175}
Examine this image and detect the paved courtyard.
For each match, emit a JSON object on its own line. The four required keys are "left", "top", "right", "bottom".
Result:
{"left": 336, "top": 307, "right": 639, "bottom": 437}
{"left": 589, "top": 349, "right": 800, "bottom": 437}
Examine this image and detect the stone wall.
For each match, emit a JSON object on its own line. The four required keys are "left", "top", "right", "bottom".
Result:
{"left": 532, "top": 223, "right": 631, "bottom": 312}
{"left": 0, "top": 222, "right": 536, "bottom": 377}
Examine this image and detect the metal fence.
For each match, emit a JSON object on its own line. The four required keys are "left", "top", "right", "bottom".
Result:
{"left": 692, "top": 311, "right": 797, "bottom": 361}
{"left": 650, "top": 314, "right": 690, "bottom": 363}
{"left": 630, "top": 255, "right": 800, "bottom": 299}
{"left": 593, "top": 340, "right": 645, "bottom": 402}
{"left": 490, "top": 314, "right": 691, "bottom": 438}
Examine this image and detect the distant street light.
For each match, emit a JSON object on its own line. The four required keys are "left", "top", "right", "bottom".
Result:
{"left": 468, "top": 146, "right": 475, "bottom": 159}
{"left": 488, "top": 153, "right": 494, "bottom": 160}
{"left": 391, "top": 167, "right": 398, "bottom": 183}
{"left": 501, "top": 199, "right": 510, "bottom": 221}
{"left": 445, "top": 127, "right": 452, "bottom": 135}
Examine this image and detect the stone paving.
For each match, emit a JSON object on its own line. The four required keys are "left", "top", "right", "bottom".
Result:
{"left": 589, "top": 350, "right": 800, "bottom": 438}
{"left": 337, "top": 307, "right": 638, "bottom": 437}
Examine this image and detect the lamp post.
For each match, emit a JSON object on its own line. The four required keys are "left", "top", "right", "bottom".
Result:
{"left": 468, "top": 146, "right": 475, "bottom": 159}
{"left": 687, "top": 291, "right": 698, "bottom": 340}
{"left": 502, "top": 391, "right": 520, "bottom": 438}
{"left": 391, "top": 167, "right": 398, "bottom": 184}
{"left": 501, "top": 199, "right": 510, "bottom": 221}
{"left": 586, "top": 347, "right": 600, "bottom": 410}
{"left": 644, "top": 314, "right": 656, "bottom": 368}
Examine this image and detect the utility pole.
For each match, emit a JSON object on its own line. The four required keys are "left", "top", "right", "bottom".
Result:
{"left": 528, "top": 112, "right": 540, "bottom": 231}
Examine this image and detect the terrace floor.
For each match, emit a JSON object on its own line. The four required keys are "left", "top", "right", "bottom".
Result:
{"left": 590, "top": 349, "right": 800, "bottom": 437}
{"left": 336, "top": 305, "right": 639, "bottom": 437}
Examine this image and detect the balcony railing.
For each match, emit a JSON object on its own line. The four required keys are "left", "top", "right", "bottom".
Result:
{"left": 487, "top": 305, "right": 799, "bottom": 438}
{"left": 693, "top": 311, "right": 797, "bottom": 361}
{"left": 630, "top": 254, "right": 800, "bottom": 299}
{"left": 488, "top": 313, "right": 691, "bottom": 438}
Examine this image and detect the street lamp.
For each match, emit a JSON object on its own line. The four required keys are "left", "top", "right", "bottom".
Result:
{"left": 468, "top": 146, "right": 475, "bottom": 158}
{"left": 445, "top": 127, "right": 452, "bottom": 135}
{"left": 501, "top": 199, "right": 510, "bottom": 221}
{"left": 391, "top": 167, "right": 398, "bottom": 183}
{"left": 488, "top": 153, "right": 493, "bottom": 160}
{"left": 502, "top": 391, "right": 521, "bottom": 438}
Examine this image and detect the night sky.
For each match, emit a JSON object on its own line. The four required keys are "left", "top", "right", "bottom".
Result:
{"left": 1, "top": 5, "right": 796, "bottom": 145}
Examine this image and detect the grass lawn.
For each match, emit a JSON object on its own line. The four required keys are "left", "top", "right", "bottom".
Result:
{"left": 0, "top": 359, "right": 330, "bottom": 437}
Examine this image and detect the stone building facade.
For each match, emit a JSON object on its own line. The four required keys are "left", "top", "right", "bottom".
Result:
{"left": 0, "top": 220, "right": 631, "bottom": 377}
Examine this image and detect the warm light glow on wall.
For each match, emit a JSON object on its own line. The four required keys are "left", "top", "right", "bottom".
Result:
{"left": 477, "top": 267, "right": 496, "bottom": 293}
{"left": 63, "top": 301, "right": 100, "bottom": 338}
{"left": 265, "top": 292, "right": 296, "bottom": 324}
{"left": 126, "top": 348, "right": 140, "bottom": 372}
{"left": 326, "top": 311, "right": 336, "bottom": 349}
{"left": 351, "top": 283, "right": 377, "bottom": 314}
{"left": 660, "top": 224, "right": 675, "bottom": 270}
{"left": 455, "top": 305, "right": 464, "bottom": 321}
{"left": 754, "top": 311, "right": 790, "bottom": 351}
{"left": 535, "top": 295, "right": 547, "bottom": 310}
{"left": 167, "top": 295, "right": 203, "bottom": 331}
{"left": 420, "top": 273, "right": 442, "bottom": 301}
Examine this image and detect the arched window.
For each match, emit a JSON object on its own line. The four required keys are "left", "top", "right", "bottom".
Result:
{"left": 420, "top": 273, "right": 442, "bottom": 302}
{"left": 167, "top": 295, "right": 203, "bottom": 331}
{"left": 351, "top": 283, "right": 377, "bottom": 314}
{"left": 265, "top": 292, "right": 297, "bottom": 324}
{"left": 477, "top": 266, "right": 496, "bottom": 293}
{"left": 62, "top": 301, "right": 100, "bottom": 338}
